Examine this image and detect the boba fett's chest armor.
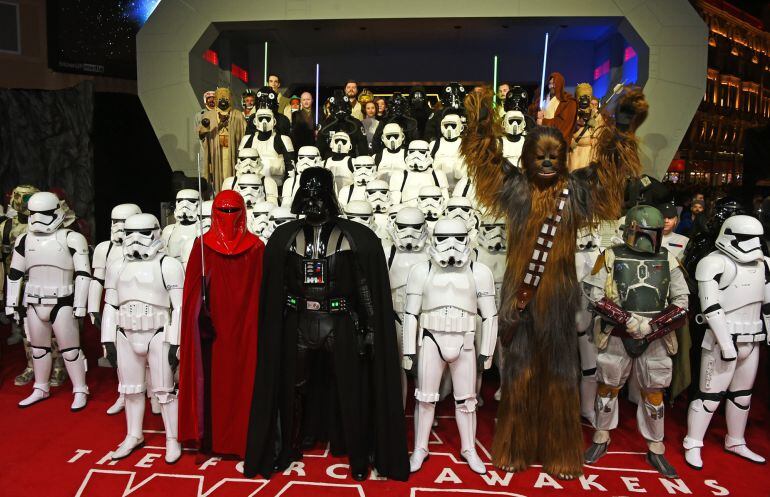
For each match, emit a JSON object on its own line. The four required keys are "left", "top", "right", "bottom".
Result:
{"left": 611, "top": 245, "right": 670, "bottom": 316}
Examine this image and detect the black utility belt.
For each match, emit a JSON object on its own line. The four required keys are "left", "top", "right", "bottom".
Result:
{"left": 286, "top": 294, "right": 349, "bottom": 313}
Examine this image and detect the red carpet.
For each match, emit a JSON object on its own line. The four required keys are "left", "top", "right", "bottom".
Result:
{"left": 0, "top": 322, "right": 768, "bottom": 497}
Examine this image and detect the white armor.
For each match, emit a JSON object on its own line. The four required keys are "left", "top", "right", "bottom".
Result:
{"left": 501, "top": 110, "right": 527, "bottom": 167}
{"left": 684, "top": 216, "right": 770, "bottom": 469}
{"left": 239, "top": 108, "right": 294, "bottom": 186}
{"left": 376, "top": 123, "right": 407, "bottom": 180}
{"left": 234, "top": 147, "right": 263, "bottom": 178}
{"left": 444, "top": 196, "right": 478, "bottom": 243}
{"left": 338, "top": 156, "right": 375, "bottom": 208}
{"left": 324, "top": 131, "right": 355, "bottom": 191}
{"left": 282, "top": 146, "right": 322, "bottom": 207}
{"left": 365, "top": 179, "right": 391, "bottom": 215}
{"left": 235, "top": 172, "right": 279, "bottom": 207}
{"left": 575, "top": 227, "right": 602, "bottom": 423}
{"left": 248, "top": 201, "right": 277, "bottom": 239}
{"left": 102, "top": 213, "right": 184, "bottom": 464}
{"left": 452, "top": 176, "right": 477, "bottom": 208}
{"left": 344, "top": 200, "right": 377, "bottom": 232}
{"left": 161, "top": 189, "right": 200, "bottom": 262}
{"left": 417, "top": 185, "right": 446, "bottom": 234}
{"left": 403, "top": 218, "right": 498, "bottom": 474}
{"left": 180, "top": 200, "right": 213, "bottom": 269}
{"left": 389, "top": 140, "right": 448, "bottom": 206}
{"left": 261, "top": 206, "right": 297, "bottom": 240}
{"left": 430, "top": 113, "right": 467, "bottom": 188}
{"left": 6, "top": 192, "right": 91, "bottom": 411}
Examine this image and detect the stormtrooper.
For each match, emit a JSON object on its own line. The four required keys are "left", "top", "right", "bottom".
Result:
{"left": 344, "top": 200, "right": 378, "bottom": 233}
{"left": 444, "top": 196, "right": 479, "bottom": 243}
{"left": 6, "top": 191, "right": 91, "bottom": 410}
{"left": 374, "top": 123, "right": 407, "bottom": 180}
{"left": 364, "top": 179, "right": 391, "bottom": 238}
{"left": 338, "top": 156, "right": 376, "bottom": 208}
{"left": 101, "top": 213, "right": 184, "bottom": 463}
{"left": 417, "top": 185, "right": 446, "bottom": 234}
{"left": 235, "top": 173, "right": 279, "bottom": 207}
{"left": 474, "top": 215, "right": 508, "bottom": 402}
{"left": 386, "top": 207, "right": 430, "bottom": 403}
{"left": 403, "top": 218, "right": 498, "bottom": 474}
{"left": 260, "top": 206, "right": 297, "bottom": 240}
{"left": 323, "top": 131, "right": 355, "bottom": 191}
{"left": 451, "top": 176, "right": 478, "bottom": 207}
{"left": 88, "top": 203, "right": 142, "bottom": 415}
{"left": 683, "top": 215, "right": 770, "bottom": 470}
{"left": 248, "top": 201, "right": 277, "bottom": 240}
{"left": 282, "top": 146, "right": 323, "bottom": 207}
{"left": 584, "top": 206, "right": 689, "bottom": 479}
{"left": 500, "top": 86, "right": 531, "bottom": 168}
{"left": 161, "top": 189, "right": 200, "bottom": 262}
{"left": 371, "top": 92, "right": 419, "bottom": 154}
{"left": 180, "top": 200, "right": 213, "bottom": 268}
{"left": 575, "top": 226, "right": 602, "bottom": 423}
{"left": 233, "top": 147, "right": 263, "bottom": 180}
{"left": 429, "top": 113, "right": 467, "bottom": 189}
{"left": 389, "top": 140, "right": 449, "bottom": 206}
{"left": 238, "top": 108, "right": 295, "bottom": 186}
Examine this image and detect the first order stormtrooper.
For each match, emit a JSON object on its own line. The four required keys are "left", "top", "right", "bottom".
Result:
{"left": 683, "top": 215, "right": 770, "bottom": 470}
{"left": 101, "top": 213, "right": 184, "bottom": 463}
{"left": 261, "top": 206, "right": 297, "bottom": 240}
{"left": 338, "top": 156, "right": 377, "bottom": 207}
{"left": 429, "top": 113, "right": 467, "bottom": 189}
{"left": 282, "top": 146, "right": 323, "bottom": 206}
{"left": 403, "top": 218, "right": 498, "bottom": 474}
{"left": 248, "top": 201, "right": 277, "bottom": 240}
{"left": 375, "top": 123, "right": 407, "bottom": 179}
{"left": 389, "top": 140, "right": 449, "bottom": 206}
{"left": 386, "top": 206, "right": 430, "bottom": 403}
{"left": 235, "top": 173, "right": 279, "bottom": 207}
{"left": 584, "top": 206, "right": 689, "bottom": 479}
{"left": 444, "top": 196, "right": 479, "bottom": 242}
{"left": 575, "top": 226, "right": 602, "bottom": 423}
{"left": 161, "top": 189, "right": 200, "bottom": 262}
{"left": 88, "top": 203, "right": 142, "bottom": 415}
{"left": 239, "top": 108, "right": 295, "bottom": 186}
{"left": 323, "top": 131, "right": 355, "bottom": 192}
{"left": 6, "top": 192, "right": 91, "bottom": 410}
{"left": 417, "top": 185, "right": 446, "bottom": 234}
{"left": 500, "top": 85, "right": 530, "bottom": 168}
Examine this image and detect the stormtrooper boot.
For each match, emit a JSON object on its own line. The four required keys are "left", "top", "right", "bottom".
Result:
{"left": 112, "top": 393, "right": 145, "bottom": 460}
{"left": 410, "top": 400, "right": 435, "bottom": 472}
{"left": 61, "top": 347, "right": 88, "bottom": 411}
{"left": 19, "top": 347, "right": 52, "bottom": 408}
{"left": 456, "top": 406, "right": 486, "bottom": 474}
{"left": 160, "top": 399, "right": 182, "bottom": 464}
{"left": 725, "top": 397, "right": 765, "bottom": 464}
{"left": 683, "top": 400, "right": 714, "bottom": 470}
{"left": 107, "top": 393, "right": 126, "bottom": 416}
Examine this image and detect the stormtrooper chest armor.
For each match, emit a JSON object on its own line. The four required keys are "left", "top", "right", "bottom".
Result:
{"left": 714, "top": 253, "right": 764, "bottom": 321}
{"left": 399, "top": 170, "right": 441, "bottom": 205}
{"left": 106, "top": 243, "right": 125, "bottom": 267}
{"left": 390, "top": 250, "right": 428, "bottom": 291}
{"left": 252, "top": 134, "right": 284, "bottom": 178}
{"left": 115, "top": 258, "right": 171, "bottom": 331}
{"left": 24, "top": 230, "right": 75, "bottom": 299}
{"left": 378, "top": 149, "right": 406, "bottom": 177}
{"left": 420, "top": 264, "right": 478, "bottom": 332}
{"left": 338, "top": 185, "right": 366, "bottom": 206}
{"left": 164, "top": 223, "right": 199, "bottom": 259}
{"left": 502, "top": 135, "right": 525, "bottom": 166}
{"left": 432, "top": 139, "right": 464, "bottom": 179}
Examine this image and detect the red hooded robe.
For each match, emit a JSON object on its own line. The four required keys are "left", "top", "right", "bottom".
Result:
{"left": 178, "top": 190, "right": 264, "bottom": 458}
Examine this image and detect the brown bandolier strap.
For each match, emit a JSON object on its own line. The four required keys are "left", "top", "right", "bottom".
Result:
{"left": 514, "top": 187, "right": 570, "bottom": 311}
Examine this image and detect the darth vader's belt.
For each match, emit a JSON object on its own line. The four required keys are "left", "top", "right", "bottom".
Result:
{"left": 286, "top": 294, "right": 348, "bottom": 313}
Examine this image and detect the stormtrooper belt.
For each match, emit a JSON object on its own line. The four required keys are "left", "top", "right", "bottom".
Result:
{"left": 286, "top": 294, "right": 348, "bottom": 313}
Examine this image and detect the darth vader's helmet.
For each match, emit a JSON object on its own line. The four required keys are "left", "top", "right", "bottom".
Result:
{"left": 291, "top": 167, "right": 341, "bottom": 221}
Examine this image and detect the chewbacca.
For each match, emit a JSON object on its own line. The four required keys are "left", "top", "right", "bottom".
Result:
{"left": 461, "top": 88, "right": 647, "bottom": 479}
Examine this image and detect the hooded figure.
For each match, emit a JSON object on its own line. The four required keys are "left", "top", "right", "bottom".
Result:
{"left": 244, "top": 167, "right": 409, "bottom": 482}
{"left": 198, "top": 88, "right": 247, "bottom": 192}
{"left": 178, "top": 190, "right": 264, "bottom": 458}
{"left": 539, "top": 72, "right": 577, "bottom": 143}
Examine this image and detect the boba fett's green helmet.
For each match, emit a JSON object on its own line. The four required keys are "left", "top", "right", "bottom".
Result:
{"left": 623, "top": 205, "right": 664, "bottom": 254}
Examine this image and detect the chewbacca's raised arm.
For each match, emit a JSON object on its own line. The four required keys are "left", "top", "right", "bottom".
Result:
{"left": 461, "top": 90, "right": 505, "bottom": 214}
{"left": 583, "top": 87, "right": 646, "bottom": 221}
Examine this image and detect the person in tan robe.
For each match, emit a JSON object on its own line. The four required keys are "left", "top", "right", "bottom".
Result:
{"left": 569, "top": 83, "right": 605, "bottom": 171}
{"left": 198, "top": 87, "right": 245, "bottom": 191}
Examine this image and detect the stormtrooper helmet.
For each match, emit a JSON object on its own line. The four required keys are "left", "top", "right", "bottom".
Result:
{"left": 331, "top": 131, "right": 353, "bottom": 155}
{"left": 365, "top": 179, "right": 390, "bottom": 214}
{"left": 429, "top": 218, "right": 472, "bottom": 268}
{"left": 344, "top": 200, "right": 375, "bottom": 229}
{"left": 576, "top": 226, "right": 601, "bottom": 251}
{"left": 382, "top": 123, "right": 405, "bottom": 151}
{"left": 444, "top": 196, "right": 477, "bottom": 232}
{"left": 389, "top": 206, "right": 427, "bottom": 251}
{"left": 235, "top": 148, "right": 263, "bottom": 176}
{"left": 405, "top": 140, "right": 432, "bottom": 172}
{"left": 200, "top": 200, "right": 213, "bottom": 233}
{"left": 352, "top": 156, "right": 377, "bottom": 186}
{"left": 387, "top": 203, "right": 405, "bottom": 231}
{"left": 715, "top": 215, "right": 764, "bottom": 263}
{"left": 440, "top": 113, "right": 464, "bottom": 140}
{"left": 235, "top": 174, "right": 265, "bottom": 208}
{"left": 27, "top": 192, "right": 66, "bottom": 234}
{"left": 478, "top": 215, "right": 507, "bottom": 252}
{"left": 503, "top": 110, "right": 527, "bottom": 136}
{"left": 262, "top": 206, "right": 297, "bottom": 239}
{"left": 255, "top": 108, "right": 276, "bottom": 133}
{"left": 123, "top": 213, "right": 163, "bottom": 261}
{"left": 110, "top": 203, "right": 142, "bottom": 244}
{"left": 248, "top": 201, "right": 275, "bottom": 236}
{"left": 296, "top": 146, "right": 323, "bottom": 173}
{"left": 174, "top": 189, "right": 200, "bottom": 224}
{"left": 418, "top": 185, "right": 445, "bottom": 221}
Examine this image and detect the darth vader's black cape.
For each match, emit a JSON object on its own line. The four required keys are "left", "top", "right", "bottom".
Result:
{"left": 244, "top": 217, "right": 409, "bottom": 481}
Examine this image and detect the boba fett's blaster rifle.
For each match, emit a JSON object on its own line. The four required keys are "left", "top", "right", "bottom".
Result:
{"left": 592, "top": 297, "right": 687, "bottom": 343}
